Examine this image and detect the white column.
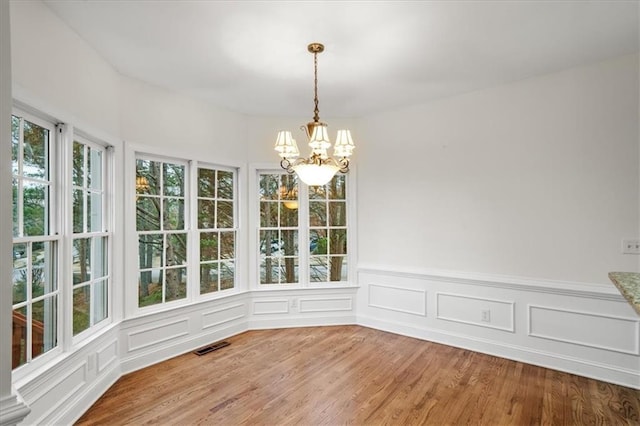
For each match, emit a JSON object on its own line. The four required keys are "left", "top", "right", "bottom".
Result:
{"left": 0, "top": 1, "right": 31, "bottom": 424}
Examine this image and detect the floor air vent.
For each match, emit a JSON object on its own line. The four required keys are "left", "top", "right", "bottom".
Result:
{"left": 193, "top": 341, "right": 230, "bottom": 356}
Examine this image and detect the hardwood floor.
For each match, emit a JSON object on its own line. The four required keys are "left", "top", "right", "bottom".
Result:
{"left": 76, "top": 326, "right": 640, "bottom": 425}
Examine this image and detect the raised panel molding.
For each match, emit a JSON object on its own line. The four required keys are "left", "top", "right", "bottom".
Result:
{"left": 299, "top": 296, "right": 353, "bottom": 313}
{"left": 127, "top": 318, "right": 190, "bottom": 352}
{"left": 253, "top": 299, "right": 289, "bottom": 315}
{"left": 96, "top": 340, "right": 118, "bottom": 374}
{"left": 528, "top": 305, "right": 640, "bottom": 355}
{"left": 436, "top": 292, "right": 515, "bottom": 332}
{"left": 202, "top": 303, "right": 246, "bottom": 329}
{"left": 368, "top": 283, "right": 427, "bottom": 316}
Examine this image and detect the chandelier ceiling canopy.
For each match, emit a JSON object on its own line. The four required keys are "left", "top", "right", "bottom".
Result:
{"left": 274, "top": 43, "right": 355, "bottom": 186}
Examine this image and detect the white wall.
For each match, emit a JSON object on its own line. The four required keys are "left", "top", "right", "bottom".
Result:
{"left": 10, "top": 0, "right": 121, "bottom": 137}
{"left": 357, "top": 54, "right": 640, "bottom": 285}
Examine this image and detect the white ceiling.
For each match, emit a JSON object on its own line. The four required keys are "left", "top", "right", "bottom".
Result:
{"left": 44, "top": 1, "right": 639, "bottom": 118}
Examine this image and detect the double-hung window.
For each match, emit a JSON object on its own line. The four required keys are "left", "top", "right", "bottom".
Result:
{"left": 134, "top": 155, "right": 238, "bottom": 309}
{"left": 71, "top": 137, "right": 110, "bottom": 335}
{"left": 257, "top": 172, "right": 350, "bottom": 286}
{"left": 11, "top": 112, "right": 59, "bottom": 369}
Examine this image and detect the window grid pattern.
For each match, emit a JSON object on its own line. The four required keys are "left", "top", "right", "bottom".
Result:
{"left": 11, "top": 114, "right": 59, "bottom": 369}
{"left": 71, "top": 140, "right": 109, "bottom": 335}
{"left": 259, "top": 173, "right": 299, "bottom": 284}
{"left": 198, "top": 167, "right": 236, "bottom": 294}
{"left": 309, "top": 175, "right": 348, "bottom": 283}
{"left": 136, "top": 159, "right": 187, "bottom": 307}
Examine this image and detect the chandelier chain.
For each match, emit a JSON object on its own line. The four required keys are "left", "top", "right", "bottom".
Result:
{"left": 313, "top": 51, "right": 320, "bottom": 122}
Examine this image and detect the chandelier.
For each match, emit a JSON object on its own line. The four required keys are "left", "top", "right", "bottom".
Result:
{"left": 274, "top": 43, "right": 355, "bottom": 186}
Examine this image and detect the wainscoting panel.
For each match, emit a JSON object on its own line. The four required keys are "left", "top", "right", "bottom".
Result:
{"left": 96, "top": 339, "right": 118, "bottom": 374}
{"left": 202, "top": 303, "right": 247, "bottom": 330}
{"left": 127, "top": 318, "right": 190, "bottom": 352}
{"left": 357, "top": 267, "right": 639, "bottom": 389}
{"left": 529, "top": 305, "right": 640, "bottom": 355}
{"left": 299, "top": 296, "right": 353, "bottom": 313}
{"left": 253, "top": 299, "right": 290, "bottom": 315}
{"left": 368, "top": 283, "right": 427, "bottom": 316}
{"left": 437, "top": 293, "right": 515, "bottom": 332}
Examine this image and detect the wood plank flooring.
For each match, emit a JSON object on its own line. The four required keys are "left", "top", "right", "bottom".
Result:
{"left": 75, "top": 325, "right": 640, "bottom": 425}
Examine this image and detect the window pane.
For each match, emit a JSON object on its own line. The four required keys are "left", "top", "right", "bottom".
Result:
{"left": 220, "top": 260, "right": 234, "bottom": 289}
{"left": 163, "top": 198, "right": 185, "bottom": 230}
{"left": 260, "top": 230, "right": 280, "bottom": 257}
{"left": 136, "top": 196, "right": 160, "bottom": 231}
{"left": 33, "top": 241, "right": 56, "bottom": 295}
{"left": 281, "top": 230, "right": 298, "bottom": 256}
{"left": 260, "top": 259, "right": 278, "bottom": 284}
{"left": 217, "top": 170, "right": 233, "bottom": 199}
{"left": 310, "top": 229, "right": 327, "bottom": 255}
{"left": 88, "top": 191, "right": 102, "bottom": 232}
{"left": 330, "top": 229, "right": 347, "bottom": 255}
{"left": 139, "top": 269, "right": 162, "bottom": 307}
{"left": 139, "top": 234, "right": 163, "bottom": 269}
{"left": 165, "top": 267, "right": 186, "bottom": 302}
{"left": 92, "top": 236, "right": 108, "bottom": 279}
{"left": 259, "top": 174, "right": 279, "bottom": 200}
{"left": 23, "top": 181, "right": 47, "bottom": 236}
{"left": 93, "top": 279, "right": 108, "bottom": 325}
{"left": 330, "top": 256, "right": 347, "bottom": 281}
{"left": 198, "top": 199, "right": 215, "bottom": 229}
{"left": 72, "top": 142, "right": 84, "bottom": 187}
{"left": 163, "top": 163, "right": 184, "bottom": 197}
{"left": 73, "top": 238, "right": 91, "bottom": 285}
{"left": 310, "top": 256, "right": 328, "bottom": 282}
{"left": 73, "top": 189, "right": 84, "bottom": 233}
{"left": 329, "top": 202, "right": 346, "bottom": 226}
{"left": 280, "top": 203, "right": 298, "bottom": 227}
{"left": 217, "top": 201, "right": 233, "bottom": 228}
{"left": 260, "top": 202, "right": 278, "bottom": 228}
{"left": 12, "top": 243, "right": 27, "bottom": 304}
{"left": 166, "top": 233, "right": 187, "bottom": 267}
{"left": 200, "top": 232, "right": 218, "bottom": 262}
{"left": 32, "top": 295, "right": 57, "bottom": 359}
{"left": 87, "top": 147, "right": 102, "bottom": 190}
{"left": 281, "top": 257, "right": 298, "bottom": 283}
{"left": 309, "top": 184, "right": 326, "bottom": 200}
{"left": 11, "top": 116, "right": 19, "bottom": 175}
{"left": 73, "top": 285, "right": 90, "bottom": 335}
{"left": 23, "top": 120, "right": 48, "bottom": 180}
{"left": 309, "top": 201, "right": 326, "bottom": 227}
{"left": 328, "top": 175, "right": 346, "bottom": 200}
{"left": 220, "top": 231, "right": 234, "bottom": 259}
{"left": 12, "top": 306, "right": 28, "bottom": 369}
{"left": 198, "top": 168, "right": 215, "bottom": 198}
{"left": 12, "top": 178, "right": 18, "bottom": 237}
{"left": 200, "top": 263, "right": 218, "bottom": 294}
{"left": 136, "top": 159, "right": 160, "bottom": 195}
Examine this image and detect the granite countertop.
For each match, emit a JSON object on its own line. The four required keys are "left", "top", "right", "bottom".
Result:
{"left": 608, "top": 272, "right": 640, "bottom": 316}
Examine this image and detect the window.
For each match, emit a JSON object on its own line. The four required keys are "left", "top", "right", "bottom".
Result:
{"left": 259, "top": 173, "right": 299, "bottom": 284}
{"left": 198, "top": 166, "right": 236, "bottom": 294}
{"left": 136, "top": 158, "right": 188, "bottom": 307}
{"left": 257, "top": 172, "right": 350, "bottom": 286}
{"left": 134, "top": 155, "right": 239, "bottom": 309}
{"left": 11, "top": 113, "right": 59, "bottom": 368}
{"left": 72, "top": 138, "right": 109, "bottom": 335}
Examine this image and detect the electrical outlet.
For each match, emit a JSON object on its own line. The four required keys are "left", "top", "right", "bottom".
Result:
{"left": 622, "top": 239, "right": 640, "bottom": 255}
{"left": 481, "top": 310, "right": 491, "bottom": 322}
{"left": 290, "top": 298, "right": 298, "bottom": 309}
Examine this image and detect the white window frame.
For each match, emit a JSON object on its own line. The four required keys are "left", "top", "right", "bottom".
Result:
{"left": 11, "top": 108, "right": 63, "bottom": 370}
{"left": 124, "top": 142, "right": 245, "bottom": 318}
{"left": 249, "top": 164, "right": 357, "bottom": 289}
{"left": 68, "top": 132, "right": 113, "bottom": 342}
